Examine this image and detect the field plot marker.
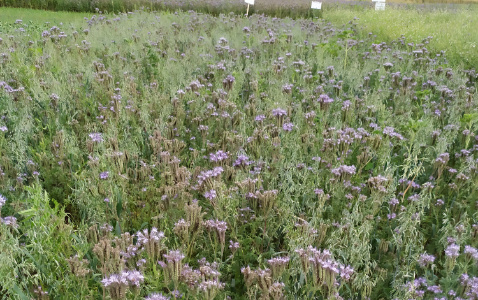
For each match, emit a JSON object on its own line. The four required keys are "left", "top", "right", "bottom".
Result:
{"left": 372, "top": 0, "right": 386, "bottom": 10}
{"left": 311, "top": 1, "right": 322, "bottom": 9}
{"left": 245, "top": 0, "right": 254, "bottom": 16}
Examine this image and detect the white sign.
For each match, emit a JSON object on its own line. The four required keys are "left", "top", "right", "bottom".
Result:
{"left": 311, "top": 1, "right": 322, "bottom": 9}
{"left": 375, "top": 2, "right": 386, "bottom": 10}
{"left": 372, "top": 0, "right": 386, "bottom": 2}
{"left": 245, "top": 0, "right": 254, "bottom": 4}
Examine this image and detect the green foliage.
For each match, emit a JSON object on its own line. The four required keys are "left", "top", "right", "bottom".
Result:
{"left": 1, "top": 185, "right": 81, "bottom": 299}
{"left": 325, "top": 5, "right": 478, "bottom": 68}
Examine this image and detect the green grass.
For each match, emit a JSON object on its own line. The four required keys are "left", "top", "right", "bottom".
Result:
{"left": 0, "top": 7, "right": 88, "bottom": 26}
{"left": 324, "top": 5, "right": 478, "bottom": 68}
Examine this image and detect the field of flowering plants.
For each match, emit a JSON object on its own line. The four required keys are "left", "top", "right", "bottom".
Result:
{"left": 0, "top": 7, "right": 477, "bottom": 300}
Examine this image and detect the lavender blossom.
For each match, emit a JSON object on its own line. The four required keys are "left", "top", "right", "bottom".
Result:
{"left": 445, "top": 243, "right": 460, "bottom": 258}
{"left": 1, "top": 216, "right": 18, "bottom": 228}
{"left": 204, "top": 190, "right": 217, "bottom": 200}
{"left": 233, "top": 154, "right": 251, "bottom": 167}
{"left": 282, "top": 122, "right": 294, "bottom": 131}
{"left": 317, "top": 94, "right": 334, "bottom": 110}
{"left": 209, "top": 150, "right": 229, "bottom": 162}
{"left": 255, "top": 115, "right": 266, "bottom": 122}
{"left": 418, "top": 253, "right": 435, "bottom": 267}
{"left": 145, "top": 293, "right": 170, "bottom": 300}
{"left": 464, "top": 245, "right": 478, "bottom": 261}
{"left": 383, "top": 127, "right": 404, "bottom": 140}
{"left": 89, "top": 132, "right": 103, "bottom": 143}
{"left": 331, "top": 165, "right": 356, "bottom": 179}
{"left": 272, "top": 108, "right": 287, "bottom": 117}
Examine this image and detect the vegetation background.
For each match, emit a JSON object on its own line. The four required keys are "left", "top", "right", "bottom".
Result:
{"left": 0, "top": 1, "right": 477, "bottom": 299}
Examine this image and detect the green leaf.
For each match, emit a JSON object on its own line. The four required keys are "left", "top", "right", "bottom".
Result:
{"left": 115, "top": 221, "right": 122, "bottom": 236}
{"left": 365, "top": 162, "right": 374, "bottom": 171}
{"left": 12, "top": 284, "right": 30, "bottom": 300}
{"left": 460, "top": 113, "right": 478, "bottom": 124}
{"left": 116, "top": 190, "right": 123, "bottom": 218}
{"left": 18, "top": 208, "right": 37, "bottom": 218}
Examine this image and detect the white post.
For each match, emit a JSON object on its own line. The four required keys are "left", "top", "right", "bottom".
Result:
{"left": 372, "top": 0, "right": 386, "bottom": 10}
{"left": 245, "top": 0, "right": 254, "bottom": 16}
{"left": 311, "top": 1, "right": 322, "bottom": 9}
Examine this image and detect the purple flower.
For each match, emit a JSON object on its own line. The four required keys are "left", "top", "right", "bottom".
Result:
{"left": 317, "top": 94, "right": 334, "bottom": 104}
{"left": 0, "top": 126, "right": 7, "bottom": 132}
{"left": 255, "top": 115, "right": 266, "bottom": 122}
{"left": 198, "top": 280, "right": 225, "bottom": 292}
{"left": 89, "top": 132, "right": 103, "bottom": 143}
{"left": 427, "top": 285, "right": 442, "bottom": 294}
{"left": 341, "top": 101, "right": 351, "bottom": 111}
{"left": 102, "top": 270, "right": 143, "bottom": 288}
{"left": 383, "top": 62, "right": 393, "bottom": 69}
{"left": 418, "top": 253, "right": 435, "bottom": 267}
{"left": 197, "top": 167, "right": 224, "bottom": 186}
{"left": 435, "top": 153, "right": 449, "bottom": 164}
{"left": 389, "top": 198, "right": 399, "bottom": 206}
{"left": 282, "top": 122, "right": 294, "bottom": 131}
{"left": 204, "top": 190, "right": 217, "bottom": 200}
{"left": 383, "top": 127, "right": 404, "bottom": 140}
{"left": 445, "top": 243, "right": 460, "bottom": 258}
{"left": 136, "top": 227, "right": 165, "bottom": 246}
{"left": 272, "top": 108, "right": 287, "bottom": 117}
{"left": 1, "top": 216, "right": 18, "bottom": 228}
{"left": 464, "top": 245, "right": 478, "bottom": 261}
{"left": 210, "top": 150, "right": 229, "bottom": 162}
{"left": 100, "top": 171, "right": 109, "bottom": 180}
{"left": 233, "top": 154, "right": 250, "bottom": 167}
{"left": 145, "top": 293, "right": 170, "bottom": 300}
{"left": 331, "top": 165, "right": 356, "bottom": 177}
{"left": 126, "top": 270, "right": 144, "bottom": 287}
{"left": 229, "top": 240, "right": 240, "bottom": 252}
{"left": 163, "top": 250, "right": 186, "bottom": 263}
{"left": 136, "top": 259, "right": 146, "bottom": 267}
{"left": 447, "top": 237, "right": 457, "bottom": 244}
{"left": 282, "top": 83, "right": 293, "bottom": 94}
{"left": 339, "top": 265, "right": 354, "bottom": 281}
{"left": 203, "top": 219, "right": 227, "bottom": 234}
